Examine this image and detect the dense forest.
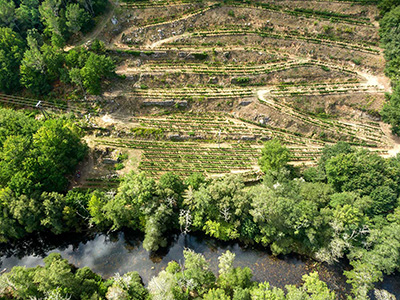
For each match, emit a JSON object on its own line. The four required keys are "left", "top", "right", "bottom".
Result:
{"left": 380, "top": 0, "right": 400, "bottom": 133}
{"left": 0, "top": 0, "right": 115, "bottom": 96}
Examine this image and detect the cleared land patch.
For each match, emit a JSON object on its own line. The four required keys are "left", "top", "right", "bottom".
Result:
{"left": 77, "top": 0, "right": 397, "bottom": 181}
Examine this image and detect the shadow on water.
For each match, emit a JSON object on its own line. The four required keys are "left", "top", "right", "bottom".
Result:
{"left": 376, "top": 272, "right": 400, "bottom": 299}
{"left": 0, "top": 230, "right": 397, "bottom": 298}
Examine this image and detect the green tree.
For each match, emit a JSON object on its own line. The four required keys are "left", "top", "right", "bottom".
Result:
{"left": 0, "top": 188, "right": 25, "bottom": 241}
{"left": 204, "top": 288, "right": 231, "bottom": 300}
{"left": 106, "top": 272, "right": 147, "bottom": 300}
{"left": 370, "top": 186, "right": 398, "bottom": 214}
{"left": 15, "top": 0, "right": 41, "bottom": 33}
{"left": 185, "top": 172, "right": 206, "bottom": 190}
{"left": 250, "top": 180, "right": 332, "bottom": 255}
{"left": 143, "top": 204, "right": 174, "bottom": 251}
{"left": 218, "top": 267, "right": 253, "bottom": 297}
{"left": 0, "top": 266, "right": 38, "bottom": 298}
{"left": 88, "top": 191, "right": 110, "bottom": 229}
{"left": 157, "top": 172, "right": 185, "bottom": 202}
{"left": 183, "top": 249, "right": 215, "bottom": 296}
{"left": 344, "top": 260, "right": 383, "bottom": 299}
{"left": 20, "top": 30, "right": 51, "bottom": 94}
{"left": 189, "top": 175, "right": 250, "bottom": 241}
{"left": 33, "top": 253, "right": 77, "bottom": 296}
{"left": 9, "top": 192, "right": 43, "bottom": 234}
{"left": 318, "top": 141, "right": 353, "bottom": 168}
{"left": 382, "top": 85, "right": 400, "bottom": 134}
{"left": 148, "top": 270, "right": 183, "bottom": 300}
{"left": 302, "top": 272, "right": 336, "bottom": 300}
{"left": 0, "top": 27, "right": 25, "bottom": 92}
{"left": 90, "top": 39, "right": 106, "bottom": 53}
{"left": 63, "top": 189, "right": 92, "bottom": 231}
{"left": 325, "top": 149, "right": 391, "bottom": 195}
{"left": 39, "top": 0, "right": 65, "bottom": 46}
{"left": 379, "top": 0, "right": 400, "bottom": 14}
{"left": 4, "top": 118, "right": 88, "bottom": 194}
{"left": 250, "top": 282, "right": 285, "bottom": 299}
{"left": 69, "top": 67, "right": 85, "bottom": 93}
{"left": 218, "top": 250, "right": 235, "bottom": 275}
{"left": 32, "top": 119, "right": 87, "bottom": 176}
{"left": 65, "top": 48, "right": 89, "bottom": 68}
{"left": 40, "top": 192, "right": 67, "bottom": 234}
{"left": 0, "top": 135, "right": 31, "bottom": 186}
{"left": 258, "top": 139, "right": 291, "bottom": 173}
{"left": 80, "top": 52, "right": 114, "bottom": 94}
{"left": 66, "top": 3, "right": 90, "bottom": 34}
{"left": 78, "top": 0, "right": 108, "bottom": 16}
{"left": 0, "top": 0, "right": 16, "bottom": 28}
{"left": 0, "top": 108, "right": 39, "bottom": 145}
{"left": 103, "top": 172, "right": 156, "bottom": 230}
{"left": 74, "top": 267, "right": 104, "bottom": 299}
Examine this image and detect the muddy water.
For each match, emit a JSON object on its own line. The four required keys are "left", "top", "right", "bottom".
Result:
{"left": 0, "top": 231, "right": 397, "bottom": 298}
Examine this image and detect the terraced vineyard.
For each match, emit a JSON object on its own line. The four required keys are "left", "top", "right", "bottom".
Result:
{"left": 80, "top": 0, "right": 397, "bottom": 181}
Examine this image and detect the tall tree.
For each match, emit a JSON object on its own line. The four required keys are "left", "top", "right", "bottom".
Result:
{"left": 0, "top": 27, "right": 25, "bottom": 92}
{"left": 66, "top": 3, "right": 90, "bottom": 35}
{"left": 0, "top": 0, "right": 16, "bottom": 28}
{"left": 39, "top": 0, "right": 65, "bottom": 46}
{"left": 80, "top": 52, "right": 114, "bottom": 94}
{"left": 258, "top": 139, "right": 291, "bottom": 173}
{"left": 15, "top": 0, "right": 41, "bottom": 33}
{"left": 20, "top": 30, "right": 51, "bottom": 94}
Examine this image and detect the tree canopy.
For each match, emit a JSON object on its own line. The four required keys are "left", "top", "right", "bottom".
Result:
{"left": 0, "top": 0, "right": 112, "bottom": 95}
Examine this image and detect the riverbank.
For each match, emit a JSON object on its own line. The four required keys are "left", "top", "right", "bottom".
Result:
{"left": 0, "top": 230, "right": 351, "bottom": 296}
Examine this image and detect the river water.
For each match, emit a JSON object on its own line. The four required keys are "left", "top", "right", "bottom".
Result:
{"left": 0, "top": 230, "right": 398, "bottom": 298}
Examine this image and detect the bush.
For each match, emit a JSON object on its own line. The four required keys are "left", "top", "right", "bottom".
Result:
{"left": 233, "top": 77, "right": 250, "bottom": 84}
{"left": 193, "top": 52, "right": 209, "bottom": 60}
{"left": 115, "top": 163, "right": 124, "bottom": 170}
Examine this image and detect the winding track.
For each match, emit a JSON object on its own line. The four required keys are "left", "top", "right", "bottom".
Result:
{"left": 91, "top": 0, "right": 400, "bottom": 168}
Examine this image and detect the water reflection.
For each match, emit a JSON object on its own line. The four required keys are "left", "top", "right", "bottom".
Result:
{"left": 0, "top": 230, "right": 386, "bottom": 298}
{"left": 376, "top": 274, "right": 400, "bottom": 298}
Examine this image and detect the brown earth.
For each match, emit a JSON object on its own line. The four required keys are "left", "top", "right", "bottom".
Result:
{"left": 69, "top": 0, "right": 399, "bottom": 182}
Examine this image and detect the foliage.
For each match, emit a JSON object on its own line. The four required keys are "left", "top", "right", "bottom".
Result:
{"left": 90, "top": 171, "right": 185, "bottom": 251}
{"left": 143, "top": 203, "right": 174, "bottom": 251}
{"left": 0, "top": 0, "right": 109, "bottom": 94}
{"left": 258, "top": 139, "right": 291, "bottom": 173}
{"left": 187, "top": 174, "right": 250, "bottom": 241}
{"left": 1, "top": 136, "right": 400, "bottom": 299}
{"left": 106, "top": 272, "right": 147, "bottom": 300}
{"left": 0, "top": 253, "right": 108, "bottom": 299}
{"left": 79, "top": 52, "right": 115, "bottom": 94}
{"left": 0, "top": 110, "right": 87, "bottom": 196}
{"left": 380, "top": 3, "right": 400, "bottom": 134}
{"left": 382, "top": 86, "right": 400, "bottom": 134}
{"left": 0, "top": 108, "right": 88, "bottom": 241}
{"left": 325, "top": 149, "right": 394, "bottom": 195}
{"left": 66, "top": 3, "right": 91, "bottom": 34}
{"left": 0, "top": 255, "right": 339, "bottom": 300}
{"left": 20, "top": 30, "right": 64, "bottom": 94}
{"left": 64, "top": 47, "right": 115, "bottom": 95}
{"left": 0, "top": 27, "right": 25, "bottom": 92}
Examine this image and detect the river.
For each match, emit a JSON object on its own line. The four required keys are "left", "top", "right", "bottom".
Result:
{"left": 0, "top": 230, "right": 398, "bottom": 298}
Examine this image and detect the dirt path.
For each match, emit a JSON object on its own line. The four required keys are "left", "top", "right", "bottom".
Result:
{"left": 136, "top": 30, "right": 381, "bottom": 52}
{"left": 64, "top": 0, "right": 117, "bottom": 51}
{"left": 148, "top": 33, "right": 192, "bottom": 49}
{"left": 380, "top": 122, "right": 400, "bottom": 157}
{"left": 111, "top": 2, "right": 216, "bottom": 49}
{"left": 357, "top": 70, "right": 392, "bottom": 92}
